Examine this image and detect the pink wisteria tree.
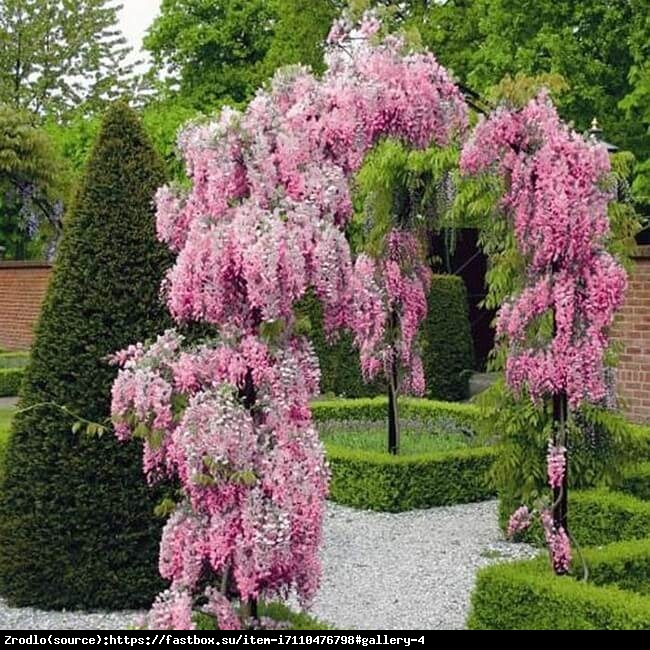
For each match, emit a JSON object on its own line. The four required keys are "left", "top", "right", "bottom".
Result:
{"left": 110, "top": 15, "right": 467, "bottom": 629}
{"left": 461, "top": 95, "right": 628, "bottom": 574}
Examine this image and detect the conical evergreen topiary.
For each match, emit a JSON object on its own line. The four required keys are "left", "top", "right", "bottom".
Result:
{"left": 0, "top": 103, "right": 172, "bottom": 609}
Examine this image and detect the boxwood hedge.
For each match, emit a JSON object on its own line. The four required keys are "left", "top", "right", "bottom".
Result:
{"left": 0, "top": 369, "right": 24, "bottom": 397}
{"left": 326, "top": 444, "right": 497, "bottom": 512}
{"left": 468, "top": 538, "right": 650, "bottom": 630}
{"left": 311, "top": 396, "right": 481, "bottom": 430}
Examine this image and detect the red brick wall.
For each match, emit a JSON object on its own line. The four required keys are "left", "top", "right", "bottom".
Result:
{"left": 0, "top": 262, "right": 51, "bottom": 351}
{"left": 613, "top": 246, "right": 650, "bottom": 424}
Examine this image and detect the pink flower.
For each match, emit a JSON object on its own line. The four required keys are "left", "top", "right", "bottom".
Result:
{"left": 547, "top": 440, "right": 567, "bottom": 489}
{"left": 506, "top": 506, "right": 534, "bottom": 539}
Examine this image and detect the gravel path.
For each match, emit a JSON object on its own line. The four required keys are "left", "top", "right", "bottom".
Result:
{"left": 0, "top": 500, "right": 536, "bottom": 631}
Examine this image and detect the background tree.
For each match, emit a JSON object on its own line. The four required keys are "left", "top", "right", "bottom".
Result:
{"left": 0, "top": 0, "right": 136, "bottom": 119}
{"left": 0, "top": 103, "right": 172, "bottom": 609}
{"left": 0, "top": 104, "right": 67, "bottom": 259}
{"left": 144, "top": 0, "right": 275, "bottom": 111}
{"left": 144, "top": 0, "right": 344, "bottom": 112}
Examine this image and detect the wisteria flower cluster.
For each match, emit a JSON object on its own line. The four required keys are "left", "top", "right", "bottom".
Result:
{"left": 351, "top": 230, "right": 432, "bottom": 394}
{"left": 112, "top": 14, "right": 468, "bottom": 630}
{"left": 506, "top": 505, "right": 572, "bottom": 574}
{"left": 461, "top": 95, "right": 627, "bottom": 409}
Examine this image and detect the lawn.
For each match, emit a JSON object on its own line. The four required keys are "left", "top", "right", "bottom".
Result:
{"left": 318, "top": 418, "right": 478, "bottom": 455}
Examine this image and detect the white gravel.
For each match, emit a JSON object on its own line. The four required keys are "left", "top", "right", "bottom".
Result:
{"left": 0, "top": 500, "right": 537, "bottom": 631}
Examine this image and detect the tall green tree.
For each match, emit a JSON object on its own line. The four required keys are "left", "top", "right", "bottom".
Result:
{"left": 263, "top": 0, "right": 340, "bottom": 76}
{"left": 144, "top": 0, "right": 342, "bottom": 112}
{"left": 144, "top": 0, "right": 275, "bottom": 110}
{"left": 0, "top": 0, "right": 135, "bottom": 118}
{"left": 0, "top": 103, "right": 172, "bottom": 609}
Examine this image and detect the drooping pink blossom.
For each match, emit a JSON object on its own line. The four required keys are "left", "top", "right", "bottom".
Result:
{"left": 462, "top": 94, "right": 627, "bottom": 408}
{"left": 506, "top": 506, "right": 534, "bottom": 539}
{"left": 546, "top": 440, "right": 567, "bottom": 490}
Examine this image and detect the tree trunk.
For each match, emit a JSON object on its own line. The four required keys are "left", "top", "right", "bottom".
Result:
{"left": 552, "top": 391, "right": 569, "bottom": 575}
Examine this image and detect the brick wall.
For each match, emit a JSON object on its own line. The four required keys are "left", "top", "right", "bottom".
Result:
{"left": 0, "top": 262, "right": 51, "bottom": 351}
{"left": 613, "top": 246, "right": 650, "bottom": 424}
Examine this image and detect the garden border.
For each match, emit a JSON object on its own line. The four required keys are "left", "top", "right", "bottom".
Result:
{"left": 468, "top": 537, "right": 650, "bottom": 630}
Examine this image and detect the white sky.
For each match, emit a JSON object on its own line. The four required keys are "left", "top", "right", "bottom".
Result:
{"left": 118, "top": 0, "right": 162, "bottom": 64}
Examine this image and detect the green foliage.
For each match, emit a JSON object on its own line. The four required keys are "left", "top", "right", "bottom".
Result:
{"left": 311, "top": 396, "right": 482, "bottom": 430}
{"left": 301, "top": 275, "right": 474, "bottom": 401}
{"left": 0, "top": 104, "right": 68, "bottom": 259}
{"left": 570, "top": 490, "right": 650, "bottom": 547}
{"left": 0, "top": 352, "right": 29, "bottom": 369}
{"left": 194, "top": 601, "right": 332, "bottom": 630}
{"left": 468, "top": 537, "right": 650, "bottom": 630}
{"left": 0, "top": 369, "right": 24, "bottom": 397}
{"left": 297, "top": 292, "right": 381, "bottom": 398}
{"left": 0, "top": 103, "right": 173, "bottom": 610}
{"left": 327, "top": 444, "right": 496, "bottom": 512}
{"left": 0, "top": 1, "right": 136, "bottom": 118}
{"left": 144, "top": 0, "right": 276, "bottom": 111}
{"left": 141, "top": 98, "right": 199, "bottom": 179}
{"left": 479, "top": 379, "right": 635, "bottom": 529}
{"left": 622, "top": 463, "right": 650, "bottom": 502}
{"left": 422, "top": 275, "right": 474, "bottom": 401}
{"left": 262, "top": 1, "right": 340, "bottom": 77}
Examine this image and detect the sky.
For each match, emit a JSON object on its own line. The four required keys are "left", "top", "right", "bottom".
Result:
{"left": 118, "top": 0, "right": 162, "bottom": 64}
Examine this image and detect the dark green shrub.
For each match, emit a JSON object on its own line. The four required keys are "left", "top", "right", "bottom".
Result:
{"left": 326, "top": 445, "right": 496, "bottom": 512}
{"left": 0, "top": 103, "right": 172, "bottom": 610}
{"left": 0, "top": 369, "right": 24, "bottom": 397}
{"left": 422, "top": 275, "right": 474, "bottom": 401}
{"left": 468, "top": 538, "right": 650, "bottom": 630}
{"left": 298, "top": 292, "right": 381, "bottom": 398}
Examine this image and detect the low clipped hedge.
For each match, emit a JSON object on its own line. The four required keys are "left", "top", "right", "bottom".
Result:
{"left": 0, "top": 368, "right": 24, "bottom": 397}
{"left": 569, "top": 489, "right": 650, "bottom": 547}
{"left": 0, "top": 352, "right": 29, "bottom": 369}
{"left": 630, "top": 424, "right": 650, "bottom": 461}
{"left": 621, "top": 462, "right": 650, "bottom": 501}
{"left": 326, "top": 445, "right": 496, "bottom": 512}
{"left": 311, "top": 396, "right": 481, "bottom": 430}
{"left": 314, "top": 397, "right": 493, "bottom": 511}
{"left": 468, "top": 538, "right": 650, "bottom": 630}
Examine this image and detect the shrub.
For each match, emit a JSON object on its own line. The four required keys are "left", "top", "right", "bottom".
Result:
{"left": 326, "top": 444, "right": 496, "bottom": 512}
{"left": 422, "top": 275, "right": 474, "bottom": 401}
{"left": 0, "top": 103, "right": 172, "bottom": 610}
{"left": 468, "top": 538, "right": 650, "bottom": 630}
{"left": 569, "top": 490, "right": 650, "bottom": 547}
{"left": 0, "top": 369, "right": 24, "bottom": 397}
{"left": 483, "top": 379, "right": 637, "bottom": 530}
{"left": 621, "top": 463, "right": 650, "bottom": 501}
{"left": 298, "top": 291, "right": 381, "bottom": 398}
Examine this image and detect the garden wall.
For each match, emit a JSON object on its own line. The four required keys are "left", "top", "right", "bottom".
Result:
{"left": 613, "top": 246, "right": 650, "bottom": 424}
{"left": 0, "top": 262, "right": 51, "bottom": 351}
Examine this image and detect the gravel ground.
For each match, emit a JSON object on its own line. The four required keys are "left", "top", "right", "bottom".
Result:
{"left": 0, "top": 500, "right": 537, "bottom": 631}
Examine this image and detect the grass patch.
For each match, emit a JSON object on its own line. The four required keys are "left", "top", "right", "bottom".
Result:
{"left": 319, "top": 419, "right": 476, "bottom": 455}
